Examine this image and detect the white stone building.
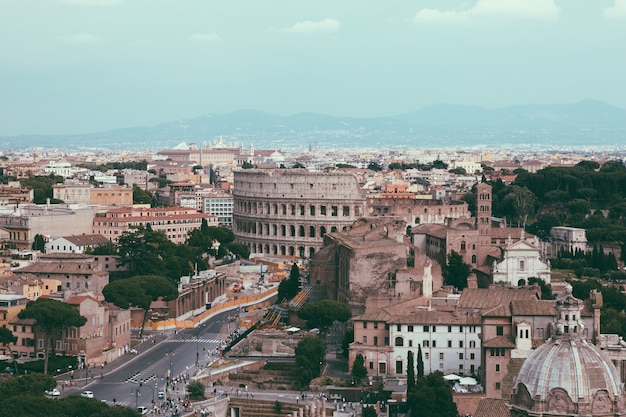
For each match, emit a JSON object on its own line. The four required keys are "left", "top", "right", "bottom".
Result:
{"left": 492, "top": 238, "right": 551, "bottom": 286}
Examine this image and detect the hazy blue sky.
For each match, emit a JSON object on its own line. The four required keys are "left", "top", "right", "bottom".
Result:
{"left": 1, "top": 0, "right": 625, "bottom": 136}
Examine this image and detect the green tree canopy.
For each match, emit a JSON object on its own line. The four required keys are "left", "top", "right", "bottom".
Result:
{"left": 417, "top": 344, "right": 424, "bottom": 380}
{"left": 297, "top": 299, "right": 351, "bottom": 330}
{"left": 103, "top": 274, "right": 178, "bottom": 338}
{"left": 0, "top": 371, "right": 55, "bottom": 400}
{"left": 277, "top": 263, "right": 301, "bottom": 301}
{"left": 32, "top": 234, "right": 46, "bottom": 252}
{"left": 407, "top": 371, "right": 458, "bottom": 417}
{"left": 367, "top": 162, "right": 383, "bottom": 172}
{"left": 0, "top": 327, "right": 19, "bottom": 374}
{"left": 351, "top": 353, "right": 368, "bottom": 381}
{"left": 132, "top": 185, "right": 155, "bottom": 206}
{"left": 295, "top": 336, "right": 326, "bottom": 381}
{"left": 362, "top": 406, "right": 378, "bottom": 417}
{"left": 407, "top": 351, "right": 416, "bottom": 391}
{"left": 528, "top": 277, "right": 554, "bottom": 300}
{"left": 17, "top": 298, "right": 87, "bottom": 374}
{"left": 19, "top": 174, "right": 65, "bottom": 204}
{"left": 442, "top": 251, "right": 471, "bottom": 290}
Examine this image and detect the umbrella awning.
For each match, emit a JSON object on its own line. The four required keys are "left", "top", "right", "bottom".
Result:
{"left": 459, "top": 376, "right": 477, "bottom": 385}
{"left": 443, "top": 373, "right": 461, "bottom": 380}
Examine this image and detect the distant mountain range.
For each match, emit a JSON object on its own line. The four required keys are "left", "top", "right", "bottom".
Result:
{"left": 2, "top": 100, "right": 625, "bottom": 152}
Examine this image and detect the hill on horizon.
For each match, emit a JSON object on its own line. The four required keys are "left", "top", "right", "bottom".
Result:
{"left": 2, "top": 100, "right": 625, "bottom": 152}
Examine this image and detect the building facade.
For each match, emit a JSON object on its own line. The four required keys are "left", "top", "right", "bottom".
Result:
{"left": 232, "top": 169, "right": 367, "bottom": 258}
{"left": 92, "top": 206, "right": 218, "bottom": 244}
{"left": 46, "top": 234, "right": 111, "bottom": 254}
{"left": 547, "top": 226, "right": 588, "bottom": 257}
{"left": 89, "top": 185, "right": 133, "bottom": 206}
{"left": 0, "top": 204, "right": 100, "bottom": 251}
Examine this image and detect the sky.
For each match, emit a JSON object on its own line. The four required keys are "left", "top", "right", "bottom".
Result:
{"left": 1, "top": 0, "right": 626, "bottom": 136}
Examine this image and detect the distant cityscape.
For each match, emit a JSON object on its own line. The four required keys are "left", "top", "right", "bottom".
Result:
{"left": 1, "top": 112, "right": 626, "bottom": 417}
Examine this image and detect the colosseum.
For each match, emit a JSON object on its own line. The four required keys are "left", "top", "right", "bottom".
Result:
{"left": 232, "top": 169, "right": 366, "bottom": 258}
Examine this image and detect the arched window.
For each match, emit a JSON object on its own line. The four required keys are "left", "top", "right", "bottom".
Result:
{"left": 394, "top": 337, "right": 404, "bottom": 347}
{"left": 290, "top": 225, "right": 296, "bottom": 237}
{"left": 309, "top": 226, "right": 316, "bottom": 237}
{"left": 320, "top": 226, "right": 327, "bottom": 236}
{"left": 299, "top": 225, "right": 305, "bottom": 237}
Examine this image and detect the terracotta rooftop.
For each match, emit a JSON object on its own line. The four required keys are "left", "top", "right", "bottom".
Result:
{"left": 482, "top": 335, "right": 516, "bottom": 348}
{"left": 510, "top": 299, "right": 556, "bottom": 316}
{"left": 474, "top": 398, "right": 510, "bottom": 417}
{"left": 61, "top": 234, "right": 110, "bottom": 247}
{"left": 458, "top": 286, "right": 540, "bottom": 310}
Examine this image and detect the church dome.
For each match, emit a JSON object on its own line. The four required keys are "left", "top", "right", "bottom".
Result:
{"left": 510, "top": 285, "right": 625, "bottom": 417}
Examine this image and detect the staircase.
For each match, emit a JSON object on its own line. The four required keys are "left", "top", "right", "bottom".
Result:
{"left": 289, "top": 285, "right": 312, "bottom": 308}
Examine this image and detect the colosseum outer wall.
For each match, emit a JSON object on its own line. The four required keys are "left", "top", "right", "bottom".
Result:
{"left": 232, "top": 169, "right": 367, "bottom": 258}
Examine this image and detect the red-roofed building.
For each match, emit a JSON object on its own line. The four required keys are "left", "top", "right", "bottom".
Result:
{"left": 92, "top": 206, "right": 218, "bottom": 244}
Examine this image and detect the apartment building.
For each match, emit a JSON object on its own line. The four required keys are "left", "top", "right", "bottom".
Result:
{"left": 92, "top": 206, "right": 218, "bottom": 244}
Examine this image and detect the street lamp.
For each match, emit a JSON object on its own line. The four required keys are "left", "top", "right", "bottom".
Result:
{"left": 195, "top": 336, "right": 199, "bottom": 366}
{"left": 135, "top": 382, "right": 155, "bottom": 409}
{"left": 166, "top": 351, "right": 174, "bottom": 388}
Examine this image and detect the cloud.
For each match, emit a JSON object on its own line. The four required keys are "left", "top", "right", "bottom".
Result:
{"left": 280, "top": 18, "right": 340, "bottom": 34}
{"left": 604, "top": 0, "right": 626, "bottom": 18}
{"left": 60, "top": 0, "right": 122, "bottom": 5}
{"left": 58, "top": 33, "right": 102, "bottom": 44}
{"left": 413, "top": 0, "right": 561, "bottom": 23}
{"left": 189, "top": 33, "right": 222, "bottom": 42}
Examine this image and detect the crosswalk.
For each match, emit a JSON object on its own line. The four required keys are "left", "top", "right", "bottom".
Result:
{"left": 125, "top": 372, "right": 157, "bottom": 384}
{"left": 164, "top": 338, "right": 222, "bottom": 344}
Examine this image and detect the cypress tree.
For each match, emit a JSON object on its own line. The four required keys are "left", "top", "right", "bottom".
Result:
{"left": 407, "top": 351, "right": 415, "bottom": 391}
{"left": 417, "top": 344, "right": 424, "bottom": 380}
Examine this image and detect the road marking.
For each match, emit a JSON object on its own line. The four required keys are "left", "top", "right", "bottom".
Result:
{"left": 164, "top": 338, "right": 222, "bottom": 344}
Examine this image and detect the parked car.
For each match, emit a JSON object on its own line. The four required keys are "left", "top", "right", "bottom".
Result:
{"left": 45, "top": 388, "right": 60, "bottom": 396}
{"left": 137, "top": 406, "right": 149, "bottom": 415}
{"left": 81, "top": 391, "right": 94, "bottom": 398}
{"left": 158, "top": 391, "right": 165, "bottom": 400}
{"left": 129, "top": 348, "right": 138, "bottom": 354}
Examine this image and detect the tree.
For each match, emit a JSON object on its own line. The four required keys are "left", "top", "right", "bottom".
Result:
{"left": 407, "top": 371, "right": 458, "bottom": 417}
{"left": 528, "top": 277, "right": 554, "bottom": 300}
{"left": 432, "top": 160, "right": 448, "bottom": 170}
{"left": 406, "top": 351, "right": 416, "bottom": 391}
{"left": 116, "top": 225, "right": 170, "bottom": 277}
{"left": 0, "top": 373, "right": 56, "bottom": 401}
{"left": 297, "top": 299, "right": 351, "bottom": 330}
{"left": 132, "top": 185, "right": 155, "bottom": 206}
{"left": 367, "top": 162, "right": 383, "bottom": 172}
{"left": 295, "top": 336, "right": 326, "bottom": 381}
{"left": 103, "top": 275, "right": 178, "bottom": 338}
{"left": 187, "top": 381, "right": 205, "bottom": 400}
{"left": 277, "top": 263, "right": 301, "bottom": 301}
{"left": 17, "top": 298, "right": 87, "bottom": 374}
{"left": 417, "top": 344, "right": 424, "bottom": 380}
{"left": 351, "top": 353, "right": 367, "bottom": 382}
{"left": 442, "top": 251, "right": 471, "bottom": 290}
{"left": 500, "top": 185, "right": 536, "bottom": 226}
{"left": 32, "top": 234, "right": 46, "bottom": 252}
{"left": 0, "top": 327, "right": 19, "bottom": 374}
{"left": 362, "top": 406, "right": 378, "bottom": 417}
